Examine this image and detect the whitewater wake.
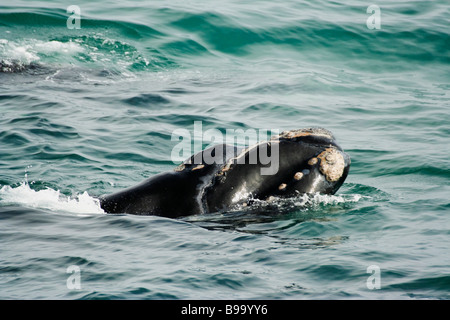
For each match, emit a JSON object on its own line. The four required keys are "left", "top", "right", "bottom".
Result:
{"left": 0, "top": 182, "right": 105, "bottom": 215}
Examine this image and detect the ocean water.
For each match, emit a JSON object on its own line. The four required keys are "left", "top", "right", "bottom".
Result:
{"left": 0, "top": 0, "right": 449, "bottom": 300}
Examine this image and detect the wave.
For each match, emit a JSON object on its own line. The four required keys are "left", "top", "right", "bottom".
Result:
{"left": 1, "top": 5, "right": 448, "bottom": 76}
{"left": 0, "top": 7, "right": 162, "bottom": 37}
{"left": 0, "top": 36, "right": 162, "bottom": 76}
{"left": 167, "top": 8, "right": 450, "bottom": 64}
{"left": 0, "top": 8, "right": 174, "bottom": 75}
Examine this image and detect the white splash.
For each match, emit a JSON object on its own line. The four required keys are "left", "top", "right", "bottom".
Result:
{"left": 299, "top": 192, "right": 363, "bottom": 206}
{"left": 34, "top": 40, "right": 84, "bottom": 55}
{"left": 0, "top": 38, "right": 84, "bottom": 66}
{"left": 0, "top": 39, "right": 39, "bottom": 65}
{"left": 263, "top": 192, "right": 364, "bottom": 209}
{"left": 0, "top": 182, "right": 105, "bottom": 215}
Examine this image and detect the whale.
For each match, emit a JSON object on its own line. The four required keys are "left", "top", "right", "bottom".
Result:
{"left": 99, "top": 127, "right": 351, "bottom": 218}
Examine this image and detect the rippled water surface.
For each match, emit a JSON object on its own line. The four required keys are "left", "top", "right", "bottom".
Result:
{"left": 0, "top": 0, "right": 449, "bottom": 299}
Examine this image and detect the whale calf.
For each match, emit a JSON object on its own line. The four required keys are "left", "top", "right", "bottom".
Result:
{"left": 99, "top": 127, "right": 351, "bottom": 218}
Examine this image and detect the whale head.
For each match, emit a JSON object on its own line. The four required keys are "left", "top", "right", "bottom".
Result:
{"left": 204, "top": 127, "right": 351, "bottom": 211}
{"left": 271, "top": 127, "right": 351, "bottom": 196}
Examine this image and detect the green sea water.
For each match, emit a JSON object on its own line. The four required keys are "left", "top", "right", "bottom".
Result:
{"left": 0, "top": 0, "right": 449, "bottom": 299}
